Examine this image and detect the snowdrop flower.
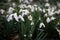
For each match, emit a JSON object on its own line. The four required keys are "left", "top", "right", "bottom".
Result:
{"left": 7, "top": 14, "right": 14, "bottom": 22}
{"left": 0, "top": 9, "right": 5, "bottom": 14}
{"left": 56, "top": 27, "right": 60, "bottom": 35}
{"left": 8, "top": 0, "right": 11, "bottom": 2}
{"left": 50, "top": 16, "right": 56, "bottom": 20}
{"left": 24, "top": 0, "right": 29, "bottom": 4}
{"left": 58, "top": 10, "right": 60, "bottom": 14}
{"left": 28, "top": 15, "right": 32, "bottom": 21}
{"left": 39, "top": 22, "right": 45, "bottom": 28}
{"left": 22, "top": 9, "right": 30, "bottom": 16}
{"left": 19, "top": 9, "right": 30, "bottom": 16}
{"left": 54, "top": 11, "right": 58, "bottom": 14}
{"left": 57, "top": 2, "right": 60, "bottom": 7}
{"left": 18, "top": 4, "right": 27, "bottom": 8}
{"left": 51, "top": 7, "right": 55, "bottom": 12}
{"left": 13, "top": 13, "right": 19, "bottom": 22}
{"left": 45, "top": 3, "right": 50, "bottom": 7}
{"left": 34, "top": 7, "right": 38, "bottom": 11}
{"left": 44, "top": 13, "right": 48, "bottom": 17}
{"left": 24, "top": 34, "right": 26, "bottom": 37}
{"left": 30, "top": 34, "right": 32, "bottom": 37}
{"left": 38, "top": 7, "right": 42, "bottom": 11}
{"left": 18, "top": 15, "right": 24, "bottom": 21}
{"left": 7, "top": 7, "right": 15, "bottom": 14}
{"left": 29, "top": 0, "right": 33, "bottom": 2}
{"left": 27, "top": 5, "right": 32, "bottom": 8}
{"left": 19, "top": 9, "right": 23, "bottom": 13}
{"left": 19, "top": 0, "right": 23, "bottom": 3}
{"left": 39, "top": 17, "right": 41, "bottom": 20}
{"left": 46, "top": 17, "right": 51, "bottom": 23}
{"left": 43, "top": 9, "right": 46, "bottom": 13}
{"left": 33, "top": 4, "right": 37, "bottom": 7}
{"left": 12, "top": 2, "right": 16, "bottom": 7}
{"left": 30, "top": 21, "right": 34, "bottom": 25}
{"left": 30, "top": 6, "right": 34, "bottom": 12}
{"left": 47, "top": 7, "right": 55, "bottom": 16}
{"left": 7, "top": 13, "right": 19, "bottom": 22}
{"left": 54, "top": 9, "right": 60, "bottom": 14}
{"left": 48, "top": 12, "right": 54, "bottom": 16}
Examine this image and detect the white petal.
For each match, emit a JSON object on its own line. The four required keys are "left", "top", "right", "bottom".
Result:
{"left": 38, "top": 7, "right": 42, "bottom": 11}
{"left": 31, "top": 6, "right": 34, "bottom": 12}
{"left": 13, "top": 13, "right": 19, "bottom": 22}
{"left": 7, "top": 7, "right": 15, "bottom": 14}
{"left": 39, "top": 22, "right": 45, "bottom": 28}
{"left": 27, "top": 5, "right": 32, "bottom": 8}
{"left": 51, "top": 16, "right": 56, "bottom": 20}
{"left": 43, "top": 9, "right": 46, "bottom": 13}
{"left": 18, "top": 15, "right": 24, "bottom": 21}
{"left": 44, "top": 13, "right": 48, "bottom": 17}
{"left": 24, "top": 34, "right": 26, "bottom": 37}
{"left": 30, "top": 21, "right": 34, "bottom": 25}
{"left": 28, "top": 15, "right": 32, "bottom": 21}
{"left": 7, "top": 14, "right": 14, "bottom": 22}
{"left": 0, "top": 9, "right": 5, "bottom": 14}
{"left": 46, "top": 17, "right": 51, "bottom": 23}
{"left": 24, "top": 0, "right": 29, "bottom": 4}
{"left": 45, "top": 3, "right": 50, "bottom": 7}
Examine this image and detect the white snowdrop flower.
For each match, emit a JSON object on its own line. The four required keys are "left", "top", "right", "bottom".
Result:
{"left": 28, "top": 15, "right": 32, "bottom": 21}
{"left": 27, "top": 5, "right": 32, "bottom": 8}
{"left": 22, "top": 9, "right": 30, "bottom": 16}
{"left": 0, "top": 9, "right": 5, "bottom": 14}
{"left": 56, "top": 27, "right": 60, "bottom": 35}
{"left": 34, "top": 7, "right": 38, "bottom": 11}
{"left": 29, "top": 0, "right": 33, "bottom": 2}
{"left": 46, "top": 17, "right": 51, "bottom": 23}
{"left": 39, "top": 17, "right": 41, "bottom": 20}
{"left": 45, "top": 3, "right": 50, "bottom": 7}
{"left": 48, "top": 12, "right": 55, "bottom": 16}
{"left": 30, "top": 34, "right": 32, "bottom": 37}
{"left": 39, "top": 22, "right": 45, "bottom": 28}
{"left": 24, "top": 0, "right": 29, "bottom": 4}
{"left": 33, "top": 4, "right": 37, "bottom": 7}
{"left": 13, "top": 13, "right": 19, "bottom": 22}
{"left": 24, "top": 34, "right": 26, "bottom": 37}
{"left": 38, "top": 7, "right": 42, "bottom": 11}
{"left": 30, "top": 21, "right": 34, "bottom": 25}
{"left": 18, "top": 15, "right": 24, "bottom": 21}
{"left": 43, "top": 9, "right": 46, "bottom": 13}
{"left": 8, "top": 0, "right": 11, "bottom": 2}
{"left": 58, "top": 9, "right": 60, "bottom": 14}
{"left": 7, "top": 7, "right": 15, "bottom": 14}
{"left": 46, "top": 7, "right": 51, "bottom": 12}
{"left": 19, "top": 9, "right": 30, "bottom": 16}
{"left": 19, "top": 0, "right": 23, "bottom": 3}
{"left": 51, "top": 16, "right": 56, "bottom": 20}
{"left": 55, "top": 10, "right": 60, "bottom": 14}
{"left": 47, "top": 8, "right": 54, "bottom": 16}
{"left": 30, "top": 6, "right": 34, "bottom": 12}
{"left": 44, "top": 13, "right": 48, "bottom": 17}
{"left": 12, "top": 2, "right": 16, "bottom": 7}
{"left": 19, "top": 9, "right": 23, "bottom": 13}
{"left": 54, "top": 11, "right": 58, "bottom": 14}
{"left": 51, "top": 7, "right": 55, "bottom": 12}
{"left": 57, "top": 2, "right": 60, "bottom": 7}
{"left": 7, "top": 14, "right": 14, "bottom": 22}
{"left": 18, "top": 4, "right": 27, "bottom": 8}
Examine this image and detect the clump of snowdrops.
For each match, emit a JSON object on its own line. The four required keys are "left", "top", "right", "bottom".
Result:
{"left": 0, "top": 0, "right": 60, "bottom": 40}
